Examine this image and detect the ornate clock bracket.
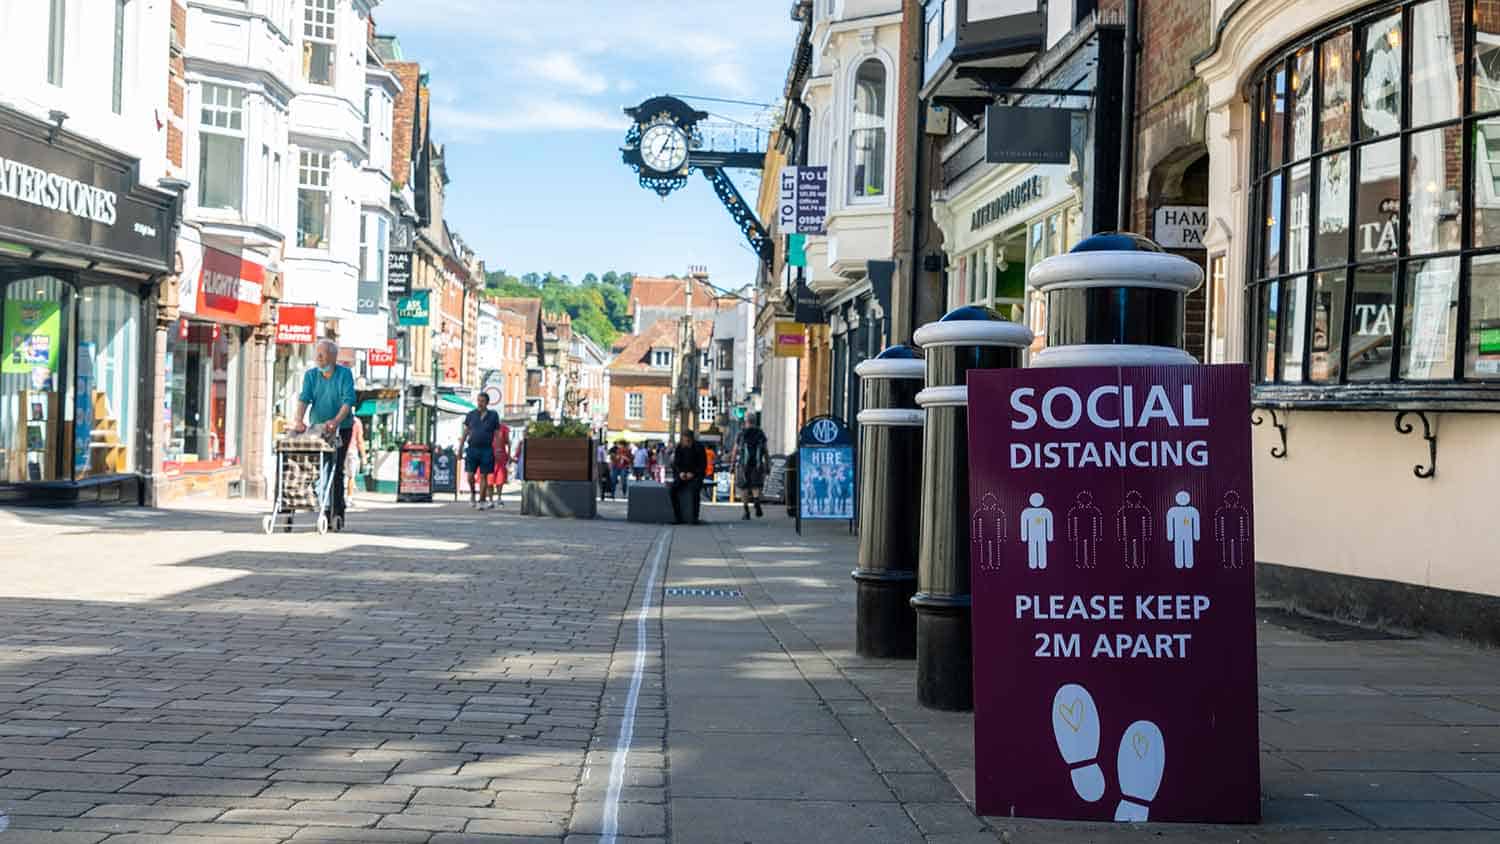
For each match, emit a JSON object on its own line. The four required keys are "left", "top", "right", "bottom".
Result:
{"left": 701, "top": 167, "right": 773, "bottom": 267}
{"left": 621, "top": 95, "right": 773, "bottom": 275}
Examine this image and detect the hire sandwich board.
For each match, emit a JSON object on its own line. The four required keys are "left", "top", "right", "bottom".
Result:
{"left": 965, "top": 364, "right": 1259, "bottom": 824}
{"left": 796, "top": 415, "right": 854, "bottom": 535}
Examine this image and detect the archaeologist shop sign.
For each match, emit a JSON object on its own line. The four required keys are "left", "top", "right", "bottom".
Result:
{"left": 966, "top": 364, "right": 1259, "bottom": 824}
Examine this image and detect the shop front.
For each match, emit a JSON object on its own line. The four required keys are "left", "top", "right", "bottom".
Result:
{"left": 1198, "top": 0, "right": 1500, "bottom": 639}
{"left": 934, "top": 166, "right": 1084, "bottom": 353}
{"left": 0, "top": 106, "right": 175, "bottom": 505}
{"left": 159, "top": 244, "right": 264, "bottom": 501}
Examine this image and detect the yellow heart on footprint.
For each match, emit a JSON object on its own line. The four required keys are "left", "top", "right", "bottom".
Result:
{"left": 1057, "top": 699, "right": 1084, "bottom": 732}
{"left": 1132, "top": 731, "right": 1150, "bottom": 758}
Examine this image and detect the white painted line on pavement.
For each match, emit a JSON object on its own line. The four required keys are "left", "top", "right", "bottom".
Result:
{"left": 0, "top": 809, "right": 9, "bottom": 832}
{"left": 601, "top": 528, "right": 669, "bottom": 844}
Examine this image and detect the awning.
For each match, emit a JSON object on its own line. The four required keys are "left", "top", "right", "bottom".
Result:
{"left": 356, "top": 398, "right": 397, "bottom": 415}
{"left": 438, "top": 394, "right": 476, "bottom": 415}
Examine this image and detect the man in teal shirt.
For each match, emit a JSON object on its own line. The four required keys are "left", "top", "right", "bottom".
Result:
{"left": 292, "top": 339, "right": 357, "bottom": 520}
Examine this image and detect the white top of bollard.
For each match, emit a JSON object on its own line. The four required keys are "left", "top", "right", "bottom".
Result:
{"left": 1028, "top": 249, "right": 1204, "bottom": 294}
{"left": 913, "top": 319, "right": 1033, "bottom": 349}
{"left": 854, "top": 357, "right": 927, "bottom": 379}
{"left": 1030, "top": 344, "right": 1199, "bottom": 368}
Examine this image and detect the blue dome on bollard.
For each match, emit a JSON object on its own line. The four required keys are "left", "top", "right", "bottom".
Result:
{"left": 874, "top": 343, "right": 923, "bottom": 360}
{"left": 1069, "top": 232, "right": 1164, "bottom": 253}
{"left": 938, "top": 304, "right": 1008, "bottom": 322}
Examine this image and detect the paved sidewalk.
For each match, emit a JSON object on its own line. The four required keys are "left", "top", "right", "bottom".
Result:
{"left": 691, "top": 508, "right": 1500, "bottom": 843}
{"left": 0, "top": 499, "right": 662, "bottom": 844}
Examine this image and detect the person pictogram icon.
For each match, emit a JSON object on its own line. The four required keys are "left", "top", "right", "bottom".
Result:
{"left": 1117, "top": 490, "right": 1152, "bottom": 569}
{"left": 1164, "top": 490, "right": 1201, "bottom": 569}
{"left": 1066, "top": 491, "right": 1103, "bottom": 569}
{"left": 1213, "top": 490, "right": 1251, "bottom": 568}
{"left": 971, "top": 492, "right": 1006, "bottom": 572}
{"left": 1020, "top": 492, "right": 1054, "bottom": 570}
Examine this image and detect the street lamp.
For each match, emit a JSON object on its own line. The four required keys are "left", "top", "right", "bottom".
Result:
{"left": 430, "top": 329, "right": 447, "bottom": 447}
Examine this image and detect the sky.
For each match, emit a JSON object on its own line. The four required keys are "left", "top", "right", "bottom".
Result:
{"left": 373, "top": 0, "right": 799, "bottom": 289}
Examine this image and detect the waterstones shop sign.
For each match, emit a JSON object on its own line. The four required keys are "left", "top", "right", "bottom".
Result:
{"left": 0, "top": 120, "right": 173, "bottom": 269}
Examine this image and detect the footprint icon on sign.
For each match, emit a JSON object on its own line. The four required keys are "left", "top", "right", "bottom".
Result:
{"left": 1051, "top": 683, "right": 1104, "bottom": 802}
{"left": 1114, "top": 720, "right": 1165, "bottom": 821}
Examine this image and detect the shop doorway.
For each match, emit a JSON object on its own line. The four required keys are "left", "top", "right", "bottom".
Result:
{"left": 1149, "top": 150, "right": 1210, "bottom": 356}
{"left": 0, "top": 272, "right": 74, "bottom": 483}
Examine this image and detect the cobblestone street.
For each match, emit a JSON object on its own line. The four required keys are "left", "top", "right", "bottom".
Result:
{"left": 2, "top": 499, "right": 1499, "bottom": 843}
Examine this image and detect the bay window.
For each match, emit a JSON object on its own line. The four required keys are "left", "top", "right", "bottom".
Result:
{"left": 1249, "top": 0, "right": 1500, "bottom": 395}
{"left": 302, "top": 0, "right": 335, "bottom": 86}
{"left": 297, "top": 150, "right": 331, "bottom": 249}
{"left": 197, "top": 84, "right": 245, "bottom": 212}
{"left": 850, "top": 60, "right": 887, "bottom": 200}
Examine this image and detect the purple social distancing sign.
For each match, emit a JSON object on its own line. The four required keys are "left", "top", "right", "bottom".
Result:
{"left": 966, "top": 364, "right": 1259, "bottom": 823}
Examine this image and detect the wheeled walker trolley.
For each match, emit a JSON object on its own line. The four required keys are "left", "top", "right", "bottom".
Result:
{"left": 263, "top": 431, "right": 342, "bottom": 535}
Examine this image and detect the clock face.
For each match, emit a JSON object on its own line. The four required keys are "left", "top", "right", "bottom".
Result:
{"left": 640, "top": 123, "right": 688, "bottom": 173}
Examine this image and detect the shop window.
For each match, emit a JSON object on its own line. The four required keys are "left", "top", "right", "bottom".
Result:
{"left": 302, "top": 0, "right": 336, "bottom": 87}
{"left": 165, "top": 321, "right": 243, "bottom": 471}
{"left": 1208, "top": 254, "right": 1230, "bottom": 364}
{"left": 1, "top": 275, "right": 71, "bottom": 483}
{"left": 297, "top": 150, "right": 331, "bottom": 249}
{"left": 74, "top": 285, "right": 140, "bottom": 480}
{"left": 626, "top": 392, "right": 642, "bottom": 420}
{"left": 1248, "top": 0, "right": 1500, "bottom": 393}
{"left": 47, "top": 0, "right": 65, "bottom": 86}
{"left": 849, "top": 60, "right": 887, "bottom": 201}
{"left": 198, "top": 84, "right": 245, "bottom": 213}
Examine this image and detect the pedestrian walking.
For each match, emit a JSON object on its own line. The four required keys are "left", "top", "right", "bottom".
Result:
{"left": 290, "top": 339, "right": 356, "bottom": 522}
{"left": 733, "top": 415, "right": 770, "bottom": 520}
{"left": 647, "top": 443, "right": 662, "bottom": 483}
{"left": 703, "top": 443, "right": 717, "bottom": 501}
{"left": 462, "top": 391, "right": 502, "bottom": 509}
{"left": 345, "top": 414, "right": 366, "bottom": 507}
{"left": 632, "top": 440, "right": 648, "bottom": 480}
{"left": 597, "top": 439, "right": 612, "bottom": 499}
{"left": 670, "top": 430, "right": 708, "bottom": 525}
{"left": 489, "top": 421, "right": 512, "bottom": 507}
{"left": 610, "top": 440, "right": 633, "bottom": 498}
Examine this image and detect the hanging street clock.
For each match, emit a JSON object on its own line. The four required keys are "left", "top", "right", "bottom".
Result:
{"left": 619, "top": 95, "right": 774, "bottom": 268}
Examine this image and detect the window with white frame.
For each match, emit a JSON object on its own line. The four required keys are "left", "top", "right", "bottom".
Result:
{"left": 850, "top": 59, "right": 887, "bottom": 200}
{"left": 302, "top": 0, "right": 336, "bottom": 86}
{"left": 269, "top": 151, "right": 282, "bottom": 230}
{"left": 661, "top": 394, "right": 671, "bottom": 420}
{"left": 198, "top": 84, "right": 245, "bottom": 212}
{"left": 699, "top": 393, "right": 716, "bottom": 419}
{"left": 650, "top": 348, "right": 671, "bottom": 368}
{"left": 362, "top": 88, "right": 372, "bottom": 154}
{"left": 296, "top": 150, "right": 331, "bottom": 249}
{"left": 358, "top": 216, "right": 368, "bottom": 280}
{"left": 627, "top": 392, "right": 643, "bottom": 419}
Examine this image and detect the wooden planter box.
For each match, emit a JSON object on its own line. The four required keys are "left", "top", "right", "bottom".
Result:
{"left": 524, "top": 437, "right": 594, "bottom": 482}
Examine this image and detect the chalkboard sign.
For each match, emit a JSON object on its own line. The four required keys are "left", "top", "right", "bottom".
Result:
{"left": 432, "top": 447, "right": 458, "bottom": 496}
{"left": 763, "top": 454, "right": 788, "bottom": 502}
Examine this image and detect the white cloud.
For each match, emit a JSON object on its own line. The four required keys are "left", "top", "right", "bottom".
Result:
{"left": 521, "top": 55, "right": 609, "bottom": 95}
{"left": 433, "top": 99, "right": 629, "bottom": 135}
{"left": 704, "top": 62, "right": 752, "bottom": 97}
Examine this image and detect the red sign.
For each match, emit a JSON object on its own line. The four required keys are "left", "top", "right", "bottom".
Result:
{"left": 367, "top": 339, "right": 396, "bottom": 367}
{"left": 399, "top": 446, "right": 432, "bottom": 496}
{"left": 198, "top": 248, "right": 264, "bottom": 326}
{"left": 276, "top": 305, "right": 316, "bottom": 345}
{"left": 966, "top": 364, "right": 1258, "bottom": 823}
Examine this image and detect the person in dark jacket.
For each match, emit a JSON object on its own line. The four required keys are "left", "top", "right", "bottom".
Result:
{"left": 670, "top": 430, "right": 708, "bottom": 525}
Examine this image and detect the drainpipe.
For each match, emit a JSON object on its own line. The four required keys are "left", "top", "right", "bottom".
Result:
{"left": 1117, "top": 0, "right": 1139, "bottom": 231}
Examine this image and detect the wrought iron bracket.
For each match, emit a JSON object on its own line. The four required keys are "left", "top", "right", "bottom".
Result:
{"left": 1251, "top": 408, "right": 1288, "bottom": 459}
{"left": 1394, "top": 410, "right": 1437, "bottom": 479}
{"left": 700, "top": 166, "right": 773, "bottom": 273}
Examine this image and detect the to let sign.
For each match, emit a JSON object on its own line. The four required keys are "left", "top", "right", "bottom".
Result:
{"left": 966, "top": 365, "right": 1258, "bottom": 824}
{"left": 1154, "top": 206, "right": 1208, "bottom": 250}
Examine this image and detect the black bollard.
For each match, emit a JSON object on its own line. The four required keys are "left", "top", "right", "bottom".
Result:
{"left": 910, "top": 307, "right": 1032, "bottom": 710}
{"left": 1027, "top": 232, "right": 1204, "bottom": 368}
{"left": 852, "top": 345, "right": 926, "bottom": 659}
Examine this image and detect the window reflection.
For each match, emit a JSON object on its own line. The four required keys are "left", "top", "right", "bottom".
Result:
{"left": 1408, "top": 125, "right": 1463, "bottom": 254}
{"left": 1410, "top": 0, "right": 1463, "bottom": 126}
{"left": 1282, "top": 275, "right": 1308, "bottom": 381}
{"left": 1290, "top": 48, "right": 1315, "bottom": 160}
{"left": 1467, "top": 255, "right": 1500, "bottom": 377}
{"left": 1360, "top": 13, "right": 1403, "bottom": 138}
{"left": 1349, "top": 264, "right": 1396, "bottom": 380}
{"left": 1315, "top": 152, "right": 1351, "bottom": 266}
{"left": 1321, "top": 30, "right": 1353, "bottom": 149}
{"left": 1311, "top": 270, "right": 1347, "bottom": 382}
{"left": 1355, "top": 139, "right": 1400, "bottom": 261}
